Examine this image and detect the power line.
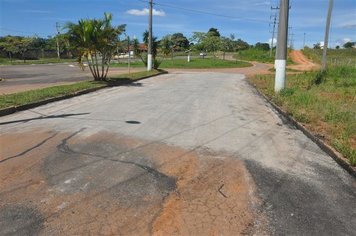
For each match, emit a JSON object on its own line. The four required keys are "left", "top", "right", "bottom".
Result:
{"left": 0, "top": 27, "right": 51, "bottom": 37}
{"left": 136, "top": 0, "right": 269, "bottom": 23}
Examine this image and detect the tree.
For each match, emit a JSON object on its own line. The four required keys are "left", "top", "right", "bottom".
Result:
{"left": 255, "top": 42, "right": 270, "bottom": 51}
{"left": 219, "top": 37, "right": 234, "bottom": 59}
{"left": 191, "top": 32, "right": 207, "bottom": 45}
{"left": 235, "top": 39, "right": 250, "bottom": 51}
{"left": 343, "top": 41, "right": 355, "bottom": 49}
{"left": 65, "top": 13, "right": 126, "bottom": 81}
{"left": 136, "top": 30, "right": 160, "bottom": 68}
{"left": 207, "top": 28, "right": 220, "bottom": 37}
{"left": 17, "top": 37, "right": 34, "bottom": 62}
{"left": 313, "top": 42, "right": 321, "bottom": 49}
{"left": 160, "top": 35, "right": 173, "bottom": 58}
{"left": 0, "top": 36, "right": 20, "bottom": 61}
{"left": 171, "top": 33, "right": 189, "bottom": 51}
{"left": 202, "top": 36, "right": 221, "bottom": 55}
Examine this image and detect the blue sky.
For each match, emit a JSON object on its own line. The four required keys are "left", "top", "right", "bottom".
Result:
{"left": 0, "top": 0, "right": 355, "bottom": 48}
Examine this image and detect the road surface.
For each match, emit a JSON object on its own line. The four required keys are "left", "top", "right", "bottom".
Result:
{"left": 0, "top": 63, "right": 143, "bottom": 95}
{"left": 0, "top": 72, "right": 355, "bottom": 235}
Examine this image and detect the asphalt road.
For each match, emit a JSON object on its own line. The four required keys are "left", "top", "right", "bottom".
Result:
{"left": 0, "top": 63, "right": 142, "bottom": 94}
{"left": 0, "top": 72, "right": 355, "bottom": 235}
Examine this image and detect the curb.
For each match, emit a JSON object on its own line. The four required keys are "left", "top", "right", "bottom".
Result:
{"left": 246, "top": 78, "right": 356, "bottom": 178}
{"left": 0, "top": 70, "right": 168, "bottom": 118}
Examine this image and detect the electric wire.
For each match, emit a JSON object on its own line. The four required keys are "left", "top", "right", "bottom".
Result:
{"left": 135, "top": 0, "right": 268, "bottom": 23}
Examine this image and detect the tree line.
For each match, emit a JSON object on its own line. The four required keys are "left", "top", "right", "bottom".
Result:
{"left": 0, "top": 27, "right": 271, "bottom": 63}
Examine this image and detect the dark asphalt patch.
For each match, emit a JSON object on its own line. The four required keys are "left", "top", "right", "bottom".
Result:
{"left": 0, "top": 205, "right": 44, "bottom": 236}
{"left": 245, "top": 160, "right": 356, "bottom": 235}
{"left": 42, "top": 135, "right": 176, "bottom": 204}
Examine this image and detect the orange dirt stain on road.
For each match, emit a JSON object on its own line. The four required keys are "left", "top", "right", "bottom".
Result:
{"left": 0, "top": 129, "right": 268, "bottom": 235}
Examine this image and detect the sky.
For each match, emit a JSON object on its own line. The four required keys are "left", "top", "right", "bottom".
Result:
{"left": 0, "top": 0, "right": 355, "bottom": 49}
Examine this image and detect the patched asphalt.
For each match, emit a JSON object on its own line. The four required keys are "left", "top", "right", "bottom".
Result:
{"left": 0, "top": 72, "right": 355, "bottom": 235}
{"left": 0, "top": 205, "right": 44, "bottom": 236}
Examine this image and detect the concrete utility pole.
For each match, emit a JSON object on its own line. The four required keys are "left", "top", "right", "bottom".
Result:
{"left": 274, "top": 0, "right": 290, "bottom": 92}
{"left": 303, "top": 33, "right": 306, "bottom": 48}
{"left": 147, "top": 0, "right": 153, "bottom": 71}
{"left": 127, "top": 36, "right": 131, "bottom": 74}
{"left": 322, "top": 0, "right": 334, "bottom": 71}
{"left": 270, "top": 13, "right": 277, "bottom": 57}
{"left": 56, "top": 22, "right": 61, "bottom": 60}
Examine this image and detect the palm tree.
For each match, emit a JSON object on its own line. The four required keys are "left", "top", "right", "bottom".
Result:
{"left": 65, "top": 13, "right": 126, "bottom": 81}
{"left": 140, "top": 30, "right": 160, "bottom": 68}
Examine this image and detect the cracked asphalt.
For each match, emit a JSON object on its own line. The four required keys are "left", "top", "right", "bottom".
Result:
{"left": 0, "top": 72, "right": 355, "bottom": 235}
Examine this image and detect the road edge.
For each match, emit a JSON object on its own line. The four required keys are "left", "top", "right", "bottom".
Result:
{"left": 245, "top": 77, "right": 356, "bottom": 178}
{"left": 0, "top": 70, "right": 168, "bottom": 117}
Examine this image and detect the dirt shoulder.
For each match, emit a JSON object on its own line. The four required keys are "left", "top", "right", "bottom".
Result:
{"left": 288, "top": 50, "right": 320, "bottom": 71}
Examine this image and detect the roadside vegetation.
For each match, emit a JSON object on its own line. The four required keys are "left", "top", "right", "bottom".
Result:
{"left": 249, "top": 52, "right": 356, "bottom": 165}
{"left": 112, "top": 58, "right": 251, "bottom": 69}
{"left": 0, "top": 70, "right": 164, "bottom": 110}
{"left": 235, "top": 47, "right": 274, "bottom": 63}
{"left": 0, "top": 57, "right": 76, "bottom": 65}
{"left": 302, "top": 47, "right": 356, "bottom": 67}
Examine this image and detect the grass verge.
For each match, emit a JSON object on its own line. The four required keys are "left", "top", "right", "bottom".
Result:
{"left": 112, "top": 58, "right": 252, "bottom": 69}
{"left": 234, "top": 48, "right": 294, "bottom": 64}
{"left": 0, "top": 70, "right": 164, "bottom": 110}
{"left": 248, "top": 66, "right": 356, "bottom": 166}
{"left": 302, "top": 48, "right": 356, "bottom": 66}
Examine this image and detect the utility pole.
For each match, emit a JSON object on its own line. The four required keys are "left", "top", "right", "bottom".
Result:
{"left": 270, "top": 12, "right": 278, "bottom": 57}
{"left": 56, "top": 22, "right": 61, "bottom": 60}
{"left": 127, "top": 36, "right": 131, "bottom": 74}
{"left": 303, "top": 32, "right": 306, "bottom": 48}
{"left": 322, "top": 0, "right": 334, "bottom": 71}
{"left": 274, "top": 0, "right": 290, "bottom": 92}
{"left": 147, "top": 0, "right": 153, "bottom": 71}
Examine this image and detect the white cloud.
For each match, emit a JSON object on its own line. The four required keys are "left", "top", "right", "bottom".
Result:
{"left": 268, "top": 38, "right": 277, "bottom": 46}
{"left": 335, "top": 38, "right": 352, "bottom": 46}
{"left": 339, "top": 23, "right": 356, "bottom": 29}
{"left": 126, "top": 8, "right": 166, "bottom": 17}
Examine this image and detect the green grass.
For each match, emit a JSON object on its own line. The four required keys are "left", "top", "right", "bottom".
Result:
{"left": 0, "top": 81, "right": 106, "bottom": 109}
{"left": 268, "top": 67, "right": 302, "bottom": 73}
{"left": 234, "top": 48, "right": 295, "bottom": 64}
{"left": 234, "top": 48, "right": 275, "bottom": 63}
{"left": 111, "top": 60, "right": 146, "bottom": 68}
{"left": 0, "top": 57, "right": 76, "bottom": 65}
{"left": 0, "top": 70, "right": 165, "bottom": 110}
{"left": 302, "top": 48, "right": 356, "bottom": 66}
{"left": 112, "top": 58, "right": 252, "bottom": 69}
{"left": 249, "top": 66, "right": 356, "bottom": 166}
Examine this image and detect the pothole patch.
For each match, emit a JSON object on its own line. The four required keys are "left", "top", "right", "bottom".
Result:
{"left": 0, "top": 205, "right": 44, "bottom": 236}
{"left": 42, "top": 138, "right": 176, "bottom": 204}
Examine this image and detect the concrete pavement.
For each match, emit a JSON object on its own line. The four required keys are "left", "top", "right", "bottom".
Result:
{"left": 0, "top": 72, "right": 355, "bottom": 235}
